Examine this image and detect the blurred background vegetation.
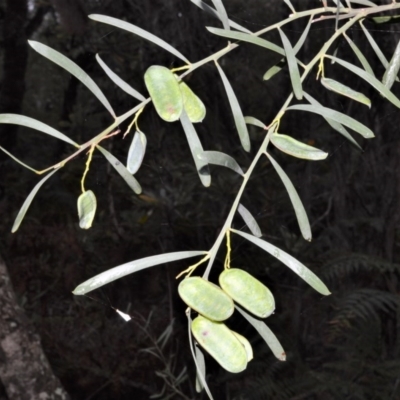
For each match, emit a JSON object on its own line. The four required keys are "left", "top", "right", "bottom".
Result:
{"left": 0, "top": 0, "right": 399, "bottom": 398}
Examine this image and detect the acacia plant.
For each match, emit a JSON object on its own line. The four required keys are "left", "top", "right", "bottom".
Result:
{"left": 2, "top": 0, "right": 400, "bottom": 397}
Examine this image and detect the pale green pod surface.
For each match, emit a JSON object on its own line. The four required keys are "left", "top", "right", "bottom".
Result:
{"left": 144, "top": 66, "right": 183, "bottom": 122}
{"left": 177, "top": 77, "right": 206, "bottom": 123}
{"left": 77, "top": 190, "right": 97, "bottom": 229}
{"left": 232, "top": 331, "right": 253, "bottom": 362}
{"left": 126, "top": 130, "right": 147, "bottom": 174}
{"left": 219, "top": 269, "right": 275, "bottom": 318}
{"left": 271, "top": 133, "right": 328, "bottom": 161}
{"left": 321, "top": 77, "right": 371, "bottom": 108}
{"left": 191, "top": 316, "right": 248, "bottom": 373}
{"left": 178, "top": 277, "right": 234, "bottom": 321}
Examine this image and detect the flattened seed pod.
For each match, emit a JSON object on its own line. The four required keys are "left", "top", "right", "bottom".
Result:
{"left": 191, "top": 316, "right": 248, "bottom": 373}
{"left": 176, "top": 77, "right": 206, "bottom": 123}
{"left": 144, "top": 66, "right": 183, "bottom": 122}
{"left": 178, "top": 277, "right": 234, "bottom": 321}
{"left": 77, "top": 190, "right": 97, "bottom": 229}
{"left": 219, "top": 269, "right": 275, "bottom": 318}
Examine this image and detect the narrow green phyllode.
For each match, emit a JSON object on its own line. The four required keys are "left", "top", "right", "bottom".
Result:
{"left": 179, "top": 277, "right": 234, "bottom": 321}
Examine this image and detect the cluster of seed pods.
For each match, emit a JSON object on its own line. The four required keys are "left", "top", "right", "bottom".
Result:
{"left": 178, "top": 269, "right": 275, "bottom": 373}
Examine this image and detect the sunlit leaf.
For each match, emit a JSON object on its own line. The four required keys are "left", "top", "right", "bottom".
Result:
{"left": 326, "top": 55, "right": 400, "bottom": 110}
{"left": 127, "top": 130, "right": 147, "bottom": 174}
{"left": 264, "top": 15, "right": 312, "bottom": 81}
{"left": 28, "top": 41, "right": 116, "bottom": 118}
{"left": 77, "top": 190, "right": 97, "bottom": 229}
{"left": 97, "top": 145, "right": 142, "bottom": 194}
{"left": 180, "top": 110, "right": 211, "bottom": 187}
{"left": 266, "top": 153, "right": 311, "bottom": 241}
{"left": 271, "top": 133, "right": 328, "bottom": 160}
{"left": 0, "top": 114, "right": 79, "bottom": 147}
{"left": 207, "top": 27, "right": 284, "bottom": 56}
{"left": 244, "top": 116, "right": 266, "bottom": 129}
{"left": 303, "top": 92, "right": 361, "bottom": 150}
{"left": 382, "top": 40, "right": 400, "bottom": 90}
{"left": 96, "top": 54, "right": 146, "bottom": 101}
{"left": 215, "top": 61, "right": 250, "bottom": 152}
{"left": 236, "top": 306, "right": 286, "bottom": 361}
{"left": 89, "top": 14, "right": 189, "bottom": 63}
{"left": 278, "top": 28, "right": 302, "bottom": 99}
{"left": 210, "top": 0, "right": 230, "bottom": 30}
{"left": 73, "top": 251, "right": 207, "bottom": 295}
{"left": 321, "top": 77, "right": 371, "bottom": 108}
{"left": 199, "top": 151, "right": 244, "bottom": 175}
{"left": 195, "top": 345, "right": 206, "bottom": 393}
{"left": 287, "top": 103, "right": 374, "bottom": 139}
{"left": 145, "top": 66, "right": 183, "bottom": 122}
{"left": 237, "top": 203, "right": 262, "bottom": 237}
{"left": 232, "top": 229, "right": 330, "bottom": 295}
{"left": 12, "top": 168, "right": 60, "bottom": 233}
{"left": 190, "top": 0, "right": 251, "bottom": 33}
{"left": 187, "top": 313, "right": 214, "bottom": 399}
{"left": 343, "top": 33, "right": 374, "bottom": 77}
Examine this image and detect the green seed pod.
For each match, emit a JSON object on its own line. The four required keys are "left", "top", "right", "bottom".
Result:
{"left": 176, "top": 77, "right": 206, "bottom": 123}
{"left": 77, "top": 190, "right": 97, "bottom": 229}
{"left": 219, "top": 268, "right": 275, "bottom": 318}
{"left": 191, "top": 315, "right": 248, "bottom": 373}
{"left": 144, "top": 66, "right": 183, "bottom": 122}
{"left": 178, "top": 277, "right": 234, "bottom": 321}
{"left": 232, "top": 331, "right": 253, "bottom": 362}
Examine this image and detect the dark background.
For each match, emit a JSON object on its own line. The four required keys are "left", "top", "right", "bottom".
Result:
{"left": 0, "top": 0, "right": 399, "bottom": 398}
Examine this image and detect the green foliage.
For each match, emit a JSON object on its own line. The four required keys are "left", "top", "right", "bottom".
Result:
{"left": 2, "top": 0, "right": 400, "bottom": 398}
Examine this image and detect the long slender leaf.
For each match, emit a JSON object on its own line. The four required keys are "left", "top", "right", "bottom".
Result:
{"left": 215, "top": 61, "right": 250, "bottom": 152}
{"left": 271, "top": 133, "right": 328, "bottom": 160}
{"left": 195, "top": 345, "right": 206, "bottom": 393}
{"left": 244, "top": 116, "right": 266, "bottom": 129}
{"left": 321, "top": 77, "right": 371, "bottom": 108}
{"left": 266, "top": 153, "right": 311, "bottom": 241}
{"left": 207, "top": 27, "right": 285, "bottom": 56}
{"left": 283, "top": 0, "right": 296, "bottom": 13}
{"left": 210, "top": 0, "right": 230, "bottom": 30}
{"left": 287, "top": 103, "right": 374, "bottom": 139}
{"left": 382, "top": 40, "right": 400, "bottom": 90}
{"left": 190, "top": 0, "right": 251, "bottom": 33}
{"left": 199, "top": 151, "right": 244, "bottom": 175}
{"left": 97, "top": 145, "right": 142, "bottom": 194}
{"left": 343, "top": 33, "right": 374, "bottom": 77}
{"left": 278, "top": 28, "right": 302, "bottom": 100}
{"left": 231, "top": 229, "right": 331, "bottom": 295}
{"left": 264, "top": 15, "right": 312, "bottom": 81}
{"left": 187, "top": 312, "right": 214, "bottom": 399}
{"left": 96, "top": 54, "right": 146, "bottom": 101}
{"left": 238, "top": 203, "right": 262, "bottom": 237}
{"left": 89, "top": 15, "right": 189, "bottom": 63}
{"left": 0, "top": 114, "right": 79, "bottom": 147}
{"left": 303, "top": 92, "right": 361, "bottom": 150}
{"left": 236, "top": 306, "right": 286, "bottom": 361}
{"left": 0, "top": 146, "right": 40, "bottom": 173}
{"left": 360, "top": 20, "right": 391, "bottom": 72}
{"left": 12, "top": 168, "right": 60, "bottom": 233}
{"left": 28, "top": 41, "right": 116, "bottom": 118}
{"left": 326, "top": 54, "right": 400, "bottom": 109}
{"left": 73, "top": 251, "right": 207, "bottom": 295}
{"left": 180, "top": 110, "right": 211, "bottom": 187}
